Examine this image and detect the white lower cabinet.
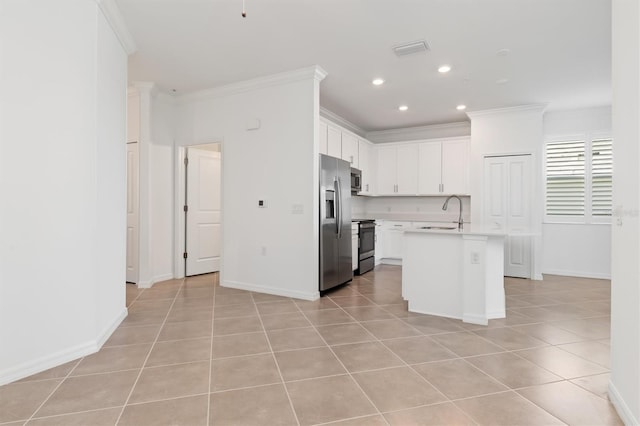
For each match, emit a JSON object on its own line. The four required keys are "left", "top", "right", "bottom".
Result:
{"left": 379, "top": 221, "right": 413, "bottom": 263}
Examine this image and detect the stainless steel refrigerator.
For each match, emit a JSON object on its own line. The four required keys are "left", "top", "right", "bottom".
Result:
{"left": 319, "top": 154, "right": 352, "bottom": 292}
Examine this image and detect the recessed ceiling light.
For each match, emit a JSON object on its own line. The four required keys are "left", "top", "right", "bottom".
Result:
{"left": 456, "top": 105, "right": 467, "bottom": 111}
{"left": 438, "top": 65, "right": 451, "bottom": 73}
{"left": 496, "top": 78, "right": 509, "bottom": 85}
{"left": 496, "top": 48, "right": 511, "bottom": 56}
{"left": 372, "top": 78, "right": 385, "bottom": 86}
{"left": 398, "top": 105, "right": 409, "bottom": 111}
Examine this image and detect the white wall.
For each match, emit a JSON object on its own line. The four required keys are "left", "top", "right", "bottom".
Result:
{"left": 150, "top": 91, "right": 175, "bottom": 283}
{"left": 174, "top": 67, "right": 325, "bottom": 300}
{"left": 541, "top": 224, "right": 611, "bottom": 279}
{"left": 542, "top": 107, "right": 612, "bottom": 279}
{"left": 129, "top": 85, "right": 176, "bottom": 287}
{"left": 609, "top": 1, "right": 640, "bottom": 424}
{"left": 467, "top": 105, "right": 546, "bottom": 279}
{"left": 0, "top": 0, "right": 128, "bottom": 384}
{"left": 354, "top": 196, "right": 471, "bottom": 223}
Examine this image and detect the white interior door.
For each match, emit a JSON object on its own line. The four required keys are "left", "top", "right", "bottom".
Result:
{"left": 186, "top": 147, "right": 221, "bottom": 276}
{"left": 126, "top": 142, "right": 139, "bottom": 283}
{"left": 483, "top": 155, "right": 532, "bottom": 278}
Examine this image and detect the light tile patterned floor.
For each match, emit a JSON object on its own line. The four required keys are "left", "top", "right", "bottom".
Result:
{"left": 0, "top": 266, "right": 622, "bottom": 425}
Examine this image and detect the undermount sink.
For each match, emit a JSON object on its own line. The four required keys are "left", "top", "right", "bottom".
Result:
{"left": 419, "top": 226, "right": 457, "bottom": 230}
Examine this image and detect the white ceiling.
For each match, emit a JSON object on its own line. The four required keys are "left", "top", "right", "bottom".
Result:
{"left": 117, "top": 0, "right": 611, "bottom": 132}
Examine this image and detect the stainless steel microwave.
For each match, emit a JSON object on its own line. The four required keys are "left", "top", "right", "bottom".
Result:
{"left": 350, "top": 167, "right": 362, "bottom": 194}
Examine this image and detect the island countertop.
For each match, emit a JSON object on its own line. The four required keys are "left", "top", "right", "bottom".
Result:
{"left": 404, "top": 226, "right": 536, "bottom": 237}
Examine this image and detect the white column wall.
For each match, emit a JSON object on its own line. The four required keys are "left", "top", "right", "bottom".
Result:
{"left": 609, "top": 0, "right": 640, "bottom": 423}
{"left": 467, "top": 106, "right": 546, "bottom": 279}
{"left": 175, "top": 68, "right": 323, "bottom": 300}
{"left": 0, "top": 0, "right": 128, "bottom": 384}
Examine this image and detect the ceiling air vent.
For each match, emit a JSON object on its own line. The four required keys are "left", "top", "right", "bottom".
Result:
{"left": 393, "top": 39, "right": 430, "bottom": 57}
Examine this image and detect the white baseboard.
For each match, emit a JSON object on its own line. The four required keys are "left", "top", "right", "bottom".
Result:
{"left": 608, "top": 380, "right": 639, "bottom": 426}
{"left": 0, "top": 308, "right": 128, "bottom": 386}
{"left": 223, "top": 280, "right": 319, "bottom": 301}
{"left": 487, "top": 310, "right": 506, "bottom": 319}
{"left": 541, "top": 269, "right": 611, "bottom": 280}
{"left": 407, "top": 305, "right": 462, "bottom": 321}
{"left": 137, "top": 273, "right": 175, "bottom": 289}
{"left": 462, "top": 314, "right": 488, "bottom": 325}
{"left": 95, "top": 307, "right": 128, "bottom": 349}
{"left": 137, "top": 279, "right": 153, "bottom": 289}
{"left": 153, "top": 274, "right": 175, "bottom": 284}
{"left": 380, "top": 258, "right": 402, "bottom": 266}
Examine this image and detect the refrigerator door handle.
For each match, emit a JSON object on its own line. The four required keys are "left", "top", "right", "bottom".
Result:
{"left": 334, "top": 178, "right": 341, "bottom": 237}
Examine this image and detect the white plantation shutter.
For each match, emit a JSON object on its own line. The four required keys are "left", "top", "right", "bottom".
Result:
{"left": 591, "top": 138, "right": 613, "bottom": 216}
{"left": 546, "top": 141, "right": 585, "bottom": 216}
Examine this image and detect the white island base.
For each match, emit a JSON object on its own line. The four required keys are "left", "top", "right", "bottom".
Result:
{"left": 402, "top": 229, "right": 506, "bottom": 325}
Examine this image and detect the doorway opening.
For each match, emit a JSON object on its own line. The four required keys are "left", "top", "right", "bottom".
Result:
{"left": 178, "top": 143, "right": 222, "bottom": 278}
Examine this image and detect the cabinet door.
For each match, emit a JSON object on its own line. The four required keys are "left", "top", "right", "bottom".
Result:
{"left": 376, "top": 146, "right": 397, "bottom": 195}
{"left": 358, "top": 139, "right": 371, "bottom": 194}
{"left": 341, "top": 132, "right": 358, "bottom": 167}
{"left": 327, "top": 126, "right": 342, "bottom": 158}
{"left": 318, "top": 121, "right": 328, "bottom": 155}
{"left": 384, "top": 229, "right": 404, "bottom": 259}
{"left": 396, "top": 144, "right": 419, "bottom": 195}
{"left": 441, "top": 139, "right": 469, "bottom": 194}
{"left": 418, "top": 142, "right": 442, "bottom": 194}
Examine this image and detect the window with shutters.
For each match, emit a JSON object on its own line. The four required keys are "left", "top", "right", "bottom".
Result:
{"left": 544, "top": 136, "right": 612, "bottom": 223}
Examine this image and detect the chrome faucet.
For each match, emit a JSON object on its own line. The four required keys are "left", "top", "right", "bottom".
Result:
{"left": 442, "top": 195, "right": 463, "bottom": 230}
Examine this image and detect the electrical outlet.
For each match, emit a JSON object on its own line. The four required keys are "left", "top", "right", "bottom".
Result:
{"left": 471, "top": 252, "right": 480, "bottom": 264}
{"left": 291, "top": 204, "right": 304, "bottom": 214}
{"left": 258, "top": 200, "right": 267, "bottom": 208}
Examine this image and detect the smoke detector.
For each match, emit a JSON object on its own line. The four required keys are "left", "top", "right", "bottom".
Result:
{"left": 393, "top": 39, "right": 430, "bottom": 57}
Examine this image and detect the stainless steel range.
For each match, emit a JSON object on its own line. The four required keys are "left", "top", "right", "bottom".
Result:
{"left": 354, "top": 219, "right": 375, "bottom": 275}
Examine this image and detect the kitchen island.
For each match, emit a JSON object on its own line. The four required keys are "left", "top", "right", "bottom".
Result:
{"left": 402, "top": 227, "right": 506, "bottom": 325}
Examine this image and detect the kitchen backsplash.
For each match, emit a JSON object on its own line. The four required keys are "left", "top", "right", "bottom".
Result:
{"left": 352, "top": 196, "right": 471, "bottom": 223}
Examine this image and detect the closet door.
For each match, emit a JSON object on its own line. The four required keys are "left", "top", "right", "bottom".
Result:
{"left": 483, "top": 155, "right": 532, "bottom": 278}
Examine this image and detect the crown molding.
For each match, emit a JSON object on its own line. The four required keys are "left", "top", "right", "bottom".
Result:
{"left": 177, "top": 65, "right": 327, "bottom": 104}
{"left": 95, "top": 0, "right": 137, "bottom": 55}
{"left": 319, "top": 108, "right": 366, "bottom": 137}
{"left": 465, "top": 104, "right": 548, "bottom": 119}
{"left": 366, "top": 121, "right": 471, "bottom": 144}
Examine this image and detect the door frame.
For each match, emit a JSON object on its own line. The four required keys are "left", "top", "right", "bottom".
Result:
{"left": 174, "top": 141, "right": 224, "bottom": 279}
{"left": 126, "top": 141, "right": 140, "bottom": 284}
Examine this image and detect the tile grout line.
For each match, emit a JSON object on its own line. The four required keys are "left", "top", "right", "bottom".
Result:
{"left": 23, "top": 357, "right": 84, "bottom": 424}
{"left": 251, "top": 293, "right": 302, "bottom": 426}
{"left": 206, "top": 274, "right": 217, "bottom": 426}
{"left": 113, "top": 277, "right": 187, "bottom": 425}
{"left": 292, "top": 302, "right": 391, "bottom": 426}
{"left": 338, "top": 286, "right": 457, "bottom": 420}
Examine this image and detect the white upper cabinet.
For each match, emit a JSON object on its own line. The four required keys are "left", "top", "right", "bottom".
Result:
{"left": 358, "top": 139, "right": 373, "bottom": 195}
{"left": 318, "top": 121, "right": 328, "bottom": 155}
{"left": 441, "top": 139, "right": 469, "bottom": 194}
{"left": 417, "top": 138, "right": 469, "bottom": 195}
{"left": 376, "top": 144, "right": 419, "bottom": 195}
{"left": 418, "top": 142, "right": 442, "bottom": 194}
{"left": 341, "top": 132, "right": 359, "bottom": 167}
{"left": 327, "top": 126, "right": 342, "bottom": 158}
